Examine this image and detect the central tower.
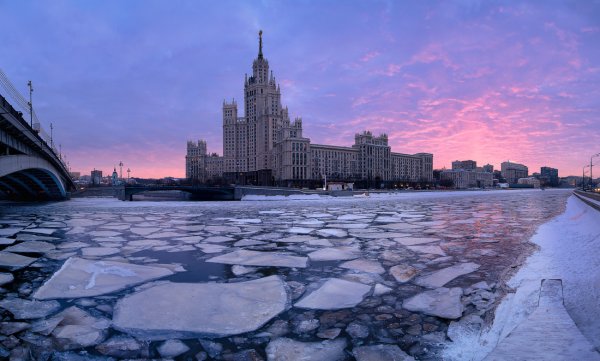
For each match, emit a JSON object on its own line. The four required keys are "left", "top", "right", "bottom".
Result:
{"left": 224, "top": 30, "right": 290, "bottom": 184}
{"left": 245, "top": 30, "right": 284, "bottom": 172}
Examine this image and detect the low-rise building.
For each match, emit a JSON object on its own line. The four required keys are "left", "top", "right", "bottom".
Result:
{"left": 440, "top": 169, "right": 493, "bottom": 189}
{"left": 452, "top": 160, "right": 477, "bottom": 171}
{"left": 91, "top": 169, "right": 102, "bottom": 186}
{"left": 518, "top": 177, "right": 540, "bottom": 188}
{"left": 540, "top": 166, "right": 559, "bottom": 187}
{"left": 501, "top": 161, "right": 528, "bottom": 184}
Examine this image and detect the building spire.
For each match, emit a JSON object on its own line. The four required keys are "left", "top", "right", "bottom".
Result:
{"left": 258, "top": 30, "right": 263, "bottom": 59}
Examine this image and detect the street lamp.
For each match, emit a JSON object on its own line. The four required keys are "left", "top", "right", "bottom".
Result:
{"left": 591, "top": 153, "right": 600, "bottom": 191}
{"left": 583, "top": 165, "right": 590, "bottom": 190}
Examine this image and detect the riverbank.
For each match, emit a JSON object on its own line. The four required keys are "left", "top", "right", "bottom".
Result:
{"left": 443, "top": 194, "right": 600, "bottom": 360}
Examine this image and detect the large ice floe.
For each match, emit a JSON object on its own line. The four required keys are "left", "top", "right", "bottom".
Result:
{"left": 113, "top": 275, "right": 288, "bottom": 339}
{"left": 33, "top": 257, "right": 174, "bottom": 299}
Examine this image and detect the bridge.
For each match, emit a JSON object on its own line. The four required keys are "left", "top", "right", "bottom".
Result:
{"left": 0, "top": 94, "right": 75, "bottom": 200}
{"left": 115, "top": 185, "right": 237, "bottom": 201}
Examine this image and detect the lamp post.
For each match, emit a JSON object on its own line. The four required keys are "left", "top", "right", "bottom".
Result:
{"left": 27, "top": 80, "right": 33, "bottom": 128}
{"left": 583, "top": 165, "right": 590, "bottom": 190}
{"left": 591, "top": 153, "right": 600, "bottom": 191}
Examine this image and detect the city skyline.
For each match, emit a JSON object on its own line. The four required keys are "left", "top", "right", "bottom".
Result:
{"left": 1, "top": 1, "right": 599, "bottom": 178}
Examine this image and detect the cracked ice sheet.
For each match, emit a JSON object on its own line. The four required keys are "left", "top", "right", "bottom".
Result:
{"left": 34, "top": 257, "right": 174, "bottom": 300}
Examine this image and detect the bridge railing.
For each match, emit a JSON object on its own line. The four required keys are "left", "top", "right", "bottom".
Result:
{"left": 0, "top": 93, "right": 72, "bottom": 180}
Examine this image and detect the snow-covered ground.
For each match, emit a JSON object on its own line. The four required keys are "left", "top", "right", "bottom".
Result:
{"left": 444, "top": 194, "right": 600, "bottom": 360}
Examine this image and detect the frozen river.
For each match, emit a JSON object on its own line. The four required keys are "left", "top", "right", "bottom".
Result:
{"left": 0, "top": 189, "right": 572, "bottom": 360}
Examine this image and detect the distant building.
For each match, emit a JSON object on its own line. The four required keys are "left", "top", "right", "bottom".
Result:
{"left": 518, "top": 177, "right": 540, "bottom": 188}
{"left": 482, "top": 164, "right": 494, "bottom": 173}
{"left": 501, "top": 161, "right": 528, "bottom": 184}
{"left": 452, "top": 160, "right": 477, "bottom": 171}
{"left": 111, "top": 168, "right": 119, "bottom": 186}
{"left": 206, "top": 153, "right": 224, "bottom": 181}
{"left": 540, "top": 166, "right": 559, "bottom": 187}
{"left": 69, "top": 172, "right": 81, "bottom": 180}
{"left": 440, "top": 169, "right": 493, "bottom": 189}
{"left": 186, "top": 140, "right": 224, "bottom": 183}
{"left": 216, "top": 31, "right": 433, "bottom": 186}
{"left": 91, "top": 169, "right": 103, "bottom": 186}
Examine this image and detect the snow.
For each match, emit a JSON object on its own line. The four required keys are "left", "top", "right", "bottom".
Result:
{"left": 113, "top": 275, "right": 288, "bottom": 339}
{"left": 34, "top": 257, "right": 174, "bottom": 299}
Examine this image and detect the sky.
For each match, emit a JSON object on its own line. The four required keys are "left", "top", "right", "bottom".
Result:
{"left": 1, "top": 0, "right": 599, "bottom": 178}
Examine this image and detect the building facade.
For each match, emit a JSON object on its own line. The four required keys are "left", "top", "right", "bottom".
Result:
{"left": 91, "top": 169, "right": 102, "bottom": 186}
{"left": 518, "top": 177, "right": 541, "bottom": 188}
{"left": 186, "top": 32, "right": 433, "bottom": 186}
{"left": 440, "top": 169, "right": 493, "bottom": 189}
{"left": 452, "top": 160, "right": 477, "bottom": 171}
{"left": 501, "top": 161, "right": 528, "bottom": 184}
{"left": 482, "top": 164, "right": 494, "bottom": 173}
{"left": 540, "top": 166, "right": 559, "bottom": 187}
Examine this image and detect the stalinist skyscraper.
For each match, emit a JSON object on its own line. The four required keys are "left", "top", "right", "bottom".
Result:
{"left": 188, "top": 31, "right": 433, "bottom": 187}
{"left": 222, "top": 30, "right": 293, "bottom": 184}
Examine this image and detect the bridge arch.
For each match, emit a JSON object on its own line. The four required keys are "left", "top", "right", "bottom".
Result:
{"left": 0, "top": 155, "right": 67, "bottom": 200}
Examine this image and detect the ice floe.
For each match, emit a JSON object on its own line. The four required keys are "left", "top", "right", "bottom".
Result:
{"left": 0, "top": 251, "right": 37, "bottom": 270}
{"left": 81, "top": 247, "right": 121, "bottom": 257}
{"left": 353, "top": 344, "right": 415, "bottom": 361}
{"left": 308, "top": 247, "right": 360, "bottom": 261}
{"left": 34, "top": 257, "right": 174, "bottom": 299}
{"left": 113, "top": 275, "right": 288, "bottom": 339}
{"left": 0, "top": 298, "right": 60, "bottom": 319}
{"left": 207, "top": 250, "right": 308, "bottom": 268}
{"left": 340, "top": 259, "right": 385, "bottom": 274}
{"left": 3, "top": 241, "right": 55, "bottom": 254}
{"left": 52, "top": 306, "right": 111, "bottom": 350}
{"left": 266, "top": 337, "right": 347, "bottom": 361}
{"left": 414, "top": 262, "right": 480, "bottom": 288}
{"left": 295, "top": 278, "right": 371, "bottom": 310}
{"left": 389, "top": 264, "right": 419, "bottom": 283}
{"left": 406, "top": 245, "right": 446, "bottom": 256}
{"left": 403, "top": 287, "right": 464, "bottom": 319}
{"left": 0, "top": 272, "right": 14, "bottom": 286}
{"left": 395, "top": 237, "right": 440, "bottom": 246}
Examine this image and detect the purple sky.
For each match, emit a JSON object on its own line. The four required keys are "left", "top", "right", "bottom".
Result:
{"left": 1, "top": 1, "right": 599, "bottom": 178}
